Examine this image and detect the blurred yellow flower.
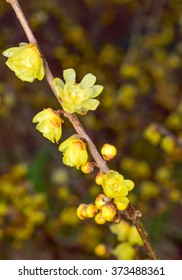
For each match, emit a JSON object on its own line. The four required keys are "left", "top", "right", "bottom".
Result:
{"left": 32, "top": 108, "right": 63, "bottom": 143}
{"left": 128, "top": 226, "right": 143, "bottom": 246}
{"left": 112, "top": 242, "right": 135, "bottom": 260}
{"left": 58, "top": 135, "right": 88, "bottom": 169}
{"left": 54, "top": 68, "right": 103, "bottom": 114}
{"left": 3, "top": 43, "right": 45, "bottom": 82}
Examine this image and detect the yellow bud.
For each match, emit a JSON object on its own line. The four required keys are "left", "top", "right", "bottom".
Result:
{"left": 85, "top": 204, "right": 98, "bottom": 218}
{"left": 94, "top": 212, "right": 106, "bottom": 224}
{"left": 3, "top": 43, "right": 45, "bottom": 82}
{"left": 81, "top": 162, "right": 95, "bottom": 174}
{"left": 100, "top": 203, "right": 117, "bottom": 221}
{"left": 95, "top": 193, "right": 107, "bottom": 209}
{"left": 101, "top": 143, "right": 117, "bottom": 161}
{"left": 76, "top": 204, "right": 87, "bottom": 220}
{"left": 95, "top": 172, "right": 104, "bottom": 185}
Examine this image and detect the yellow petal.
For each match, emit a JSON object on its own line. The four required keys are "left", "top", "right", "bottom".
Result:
{"left": 63, "top": 68, "right": 76, "bottom": 84}
{"left": 81, "top": 99, "right": 100, "bottom": 110}
{"left": 90, "top": 85, "right": 104, "bottom": 98}
{"left": 80, "top": 73, "right": 96, "bottom": 89}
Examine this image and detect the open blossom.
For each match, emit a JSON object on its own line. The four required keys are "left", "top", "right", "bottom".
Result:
{"left": 100, "top": 170, "right": 134, "bottom": 201}
{"left": 58, "top": 135, "right": 88, "bottom": 169}
{"left": 54, "top": 68, "right": 103, "bottom": 114}
{"left": 2, "top": 43, "right": 45, "bottom": 82}
{"left": 32, "top": 108, "right": 63, "bottom": 143}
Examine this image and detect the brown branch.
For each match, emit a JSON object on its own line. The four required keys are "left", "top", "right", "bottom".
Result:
{"left": 5, "top": 0, "right": 159, "bottom": 260}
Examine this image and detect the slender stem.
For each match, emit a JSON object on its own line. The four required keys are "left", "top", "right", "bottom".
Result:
{"left": 5, "top": 0, "right": 159, "bottom": 260}
{"left": 135, "top": 221, "right": 159, "bottom": 260}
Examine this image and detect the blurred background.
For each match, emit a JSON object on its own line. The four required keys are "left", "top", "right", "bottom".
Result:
{"left": 0, "top": 0, "right": 182, "bottom": 260}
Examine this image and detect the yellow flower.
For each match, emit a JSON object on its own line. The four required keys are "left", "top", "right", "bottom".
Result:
{"left": 54, "top": 68, "right": 103, "bottom": 114}
{"left": 58, "top": 135, "right": 88, "bottom": 169}
{"left": 3, "top": 43, "right": 45, "bottom": 82}
{"left": 101, "top": 170, "right": 129, "bottom": 199}
{"left": 32, "top": 108, "right": 63, "bottom": 143}
{"left": 110, "top": 220, "right": 130, "bottom": 242}
{"left": 112, "top": 242, "right": 135, "bottom": 260}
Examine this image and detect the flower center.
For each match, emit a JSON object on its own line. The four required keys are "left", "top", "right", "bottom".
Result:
{"left": 69, "top": 85, "right": 84, "bottom": 104}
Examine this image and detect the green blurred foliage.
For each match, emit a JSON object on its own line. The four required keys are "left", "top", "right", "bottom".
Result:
{"left": 0, "top": 0, "right": 182, "bottom": 259}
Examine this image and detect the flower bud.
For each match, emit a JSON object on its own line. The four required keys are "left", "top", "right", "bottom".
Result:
{"left": 76, "top": 204, "right": 87, "bottom": 220}
{"left": 85, "top": 204, "right": 98, "bottom": 218}
{"left": 81, "top": 162, "right": 95, "bottom": 174}
{"left": 95, "top": 193, "right": 107, "bottom": 209}
{"left": 3, "top": 43, "right": 45, "bottom": 82}
{"left": 100, "top": 203, "right": 117, "bottom": 221}
{"left": 94, "top": 212, "right": 106, "bottom": 224}
{"left": 101, "top": 143, "right": 117, "bottom": 161}
{"left": 95, "top": 172, "right": 104, "bottom": 185}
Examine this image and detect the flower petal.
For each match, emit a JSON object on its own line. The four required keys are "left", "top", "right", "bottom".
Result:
{"left": 63, "top": 68, "right": 76, "bottom": 84}
{"left": 2, "top": 47, "right": 22, "bottom": 58}
{"left": 81, "top": 99, "right": 100, "bottom": 110}
{"left": 37, "top": 64, "right": 45, "bottom": 81}
{"left": 90, "top": 85, "right": 104, "bottom": 98}
{"left": 54, "top": 77, "right": 64, "bottom": 90}
{"left": 80, "top": 73, "right": 96, "bottom": 89}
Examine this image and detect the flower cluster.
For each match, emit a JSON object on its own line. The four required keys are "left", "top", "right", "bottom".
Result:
{"left": 76, "top": 170, "right": 134, "bottom": 224}
{"left": 54, "top": 68, "right": 103, "bottom": 114}
{"left": 3, "top": 43, "right": 45, "bottom": 82}
{"left": 101, "top": 170, "right": 134, "bottom": 210}
{"left": 58, "top": 135, "right": 88, "bottom": 169}
{"left": 32, "top": 108, "right": 63, "bottom": 143}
